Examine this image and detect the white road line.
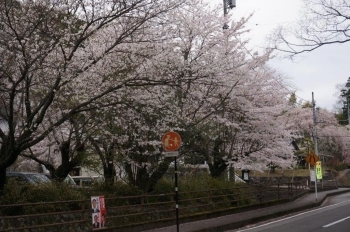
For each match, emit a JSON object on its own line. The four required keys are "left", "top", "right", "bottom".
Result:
{"left": 236, "top": 199, "right": 350, "bottom": 232}
{"left": 323, "top": 216, "right": 350, "bottom": 228}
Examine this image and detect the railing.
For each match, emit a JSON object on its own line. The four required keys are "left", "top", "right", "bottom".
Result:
{"left": 311, "top": 179, "right": 338, "bottom": 189}
{"left": 0, "top": 181, "right": 309, "bottom": 231}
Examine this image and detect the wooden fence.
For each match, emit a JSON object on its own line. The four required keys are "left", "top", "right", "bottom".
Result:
{"left": 0, "top": 182, "right": 310, "bottom": 232}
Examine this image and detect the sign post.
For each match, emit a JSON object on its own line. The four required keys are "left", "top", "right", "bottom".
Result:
{"left": 305, "top": 152, "right": 320, "bottom": 201}
{"left": 314, "top": 165, "right": 318, "bottom": 201}
{"left": 162, "top": 131, "right": 181, "bottom": 232}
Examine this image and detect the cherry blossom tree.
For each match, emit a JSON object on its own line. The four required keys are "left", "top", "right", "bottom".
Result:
{"left": 2, "top": 0, "right": 320, "bottom": 193}
{"left": 19, "top": 114, "right": 92, "bottom": 181}
{"left": 87, "top": 100, "right": 172, "bottom": 190}
{"left": 172, "top": 1, "right": 299, "bottom": 176}
{"left": 279, "top": 103, "right": 350, "bottom": 167}
{"left": 72, "top": 0, "right": 297, "bottom": 187}
{"left": 149, "top": 0, "right": 295, "bottom": 175}
{"left": 0, "top": 0, "right": 186, "bottom": 192}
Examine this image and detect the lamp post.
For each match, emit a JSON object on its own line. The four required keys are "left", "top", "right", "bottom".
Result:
{"left": 223, "top": 0, "right": 236, "bottom": 29}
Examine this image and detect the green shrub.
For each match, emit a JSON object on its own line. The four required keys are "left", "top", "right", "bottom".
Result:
{"left": 335, "top": 163, "right": 348, "bottom": 171}
{"left": 0, "top": 181, "right": 87, "bottom": 216}
{"left": 152, "top": 177, "right": 174, "bottom": 193}
{"left": 79, "top": 180, "right": 142, "bottom": 198}
{"left": 1, "top": 173, "right": 251, "bottom": 214}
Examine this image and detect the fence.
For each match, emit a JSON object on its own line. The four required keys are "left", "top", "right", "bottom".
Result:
{"left": 0, "top": 181, "right": 309, "bottom": 232}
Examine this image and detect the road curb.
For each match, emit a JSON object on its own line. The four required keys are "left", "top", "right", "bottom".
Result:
{"left": 193, "top": 188, "right": 350, "bottom": 232}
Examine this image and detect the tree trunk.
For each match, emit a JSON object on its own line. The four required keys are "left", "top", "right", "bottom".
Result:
{"left": 146, "top": 158, "right": 172, "bottom": 192}
{"left": 209, "top": 138, "right": 227, "bottom": 178}
{"left": 208, "top": 159, "right": 228, "bottom": 178}
{"left": 0, "top": 139, "right": 21, "bottom": 193}
{"left": 124, "top": 157, "right": 172, "bottom": 192}
{"left": 0, "top": 168, "right": 6, "bottom": 195}
{"left": 104, "top": 160, "right": 116, "bottom": 184}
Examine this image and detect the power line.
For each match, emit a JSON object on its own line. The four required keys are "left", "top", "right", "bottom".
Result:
{"left": 318, "top": 135, "right": 350, "bottom": 138}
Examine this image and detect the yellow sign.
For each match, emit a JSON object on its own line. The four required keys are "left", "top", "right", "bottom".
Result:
{"left": 316, "top": 161, "right": 322, "bottom": 180}
{"left": 305, "top": 152, "right": 319, "bottom": 166}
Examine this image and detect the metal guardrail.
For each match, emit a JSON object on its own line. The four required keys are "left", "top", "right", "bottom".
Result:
{"left": 0, "top": 181, "right": 309, "bottom": 231}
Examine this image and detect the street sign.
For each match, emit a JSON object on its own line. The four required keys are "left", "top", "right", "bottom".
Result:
{"left": 310, "top": 170, "right": 316, "bottom": 182}
{"left": 164, "top": 151, "right": 179, "bottom": 157}
{"left": 305, "top": 152, "right": 319, "bottom": 166}
{"left": 316, "top": 161, "right": 322, "bottom": 180}
{"left": 162, "top": 131, "right": 181, "bottom": 151}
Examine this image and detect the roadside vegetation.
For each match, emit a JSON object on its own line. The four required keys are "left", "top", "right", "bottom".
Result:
{"left": 4, "top": 172, "right": 303, "bottom": 230}
{"left": 0, "top": 174, "right": 252, "bottom": 215}
{"left": 1, "top": 0, "right": 350, "bottom": 198}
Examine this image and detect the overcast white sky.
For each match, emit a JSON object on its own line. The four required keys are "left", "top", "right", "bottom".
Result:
{"left": 209, "top": 0, "right": 350, "bottom": 111}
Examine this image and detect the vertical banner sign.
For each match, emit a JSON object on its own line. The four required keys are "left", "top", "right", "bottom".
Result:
{"left": 91, "top": 196, "right": 106, "bottom": 229}
{"left": 316, "top": 161, "right": 322, "bottom": 180}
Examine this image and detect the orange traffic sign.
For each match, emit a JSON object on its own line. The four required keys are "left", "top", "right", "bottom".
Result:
{"left": 162, "top": 131, "right": 181, "bottom": 151}
{"left": 305, "top": 152, "right": 319, "bottom": 166}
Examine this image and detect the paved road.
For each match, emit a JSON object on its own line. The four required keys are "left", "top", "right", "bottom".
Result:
{"left": 229, "top": 192, "right": 350, "bottom": 232}
{"left": 142, "top": 188, "right": 350, "bottom": 232}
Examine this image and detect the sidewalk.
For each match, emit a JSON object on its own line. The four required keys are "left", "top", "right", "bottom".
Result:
{"left": 142, "top": 188, "right": 350, "bottom": 232}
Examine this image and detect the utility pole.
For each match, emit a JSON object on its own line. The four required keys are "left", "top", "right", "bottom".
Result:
{"left": 223, "top": 0, "right": 236, "bottom": 29}
{"left": 222, "top": 0, "right": 236, "bottom": 181}
{"left": 346, "top": 97, "right": 350, "bottom": 125}
{"left": 312, "top": 92, "right": 318, "bottom": 201}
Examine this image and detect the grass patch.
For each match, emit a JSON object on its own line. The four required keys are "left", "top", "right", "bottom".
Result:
{"left": 249, "top": 169, "right": 311, "bottom": 177}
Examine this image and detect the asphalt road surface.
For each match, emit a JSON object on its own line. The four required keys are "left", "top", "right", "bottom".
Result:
{"left": 228, "top": 192, "right": 350, "bottom": 232}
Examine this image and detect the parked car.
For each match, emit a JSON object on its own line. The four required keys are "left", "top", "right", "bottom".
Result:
{"left": 6, "top": 172, "right": 52, "bottom": 185}
{"left": 43, "top": 173, "right": 79, "bottom": 188}
{"left": 71, "top": 176, "right": 104, "bottom": 187}
{"left": 64, "top": 174, "right": 79, "bottom": 187}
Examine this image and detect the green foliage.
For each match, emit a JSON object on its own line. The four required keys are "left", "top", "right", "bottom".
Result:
{"left": 0, "top": 181, "right": 86, "bottom": 216}
{"left": 339, "top": 77, "right": 350, "bottom": 125}
{"left": 81, "top": 180, "right": 143, "bottom": 198}
{"left": 293, "top": 137, "right": 314, "bottom": 161}
{"left": 0, "top": 171, "right": 252, "bottom": 215}
{"left": 0, "top": 179, "right": 31, "bottom": 205}
{"left": 177, "top": 172, "right": 237, "bottom": 191}
{"left": 288, "top": 93, "right": 297, "bottom": 106}
{"left": 335, "top": 112, "right": 348, "bottom": 125}
{"left": 0, "top": 181, "right": 85, "bottom": 204}
{"left": 301, "top": 101, "right": 312, "bottom": 108}
{"left": 334, "top": 163, "right": 348, "bottom": 171}
{"left": 0, "top": 173, "right": 292, "bottom": 230}
{"left": 152, "top": 177, "right": 174, "bottom": 193}
{"left": 0, "top": 179, "right": 140, "bottom": 206}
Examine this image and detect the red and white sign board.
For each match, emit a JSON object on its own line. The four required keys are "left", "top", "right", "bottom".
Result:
{"left": 162, "top": 131, "right": 181, "bottom": 151}
{"left": 91, "top": 196, "right": 106, "bottom": 229}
